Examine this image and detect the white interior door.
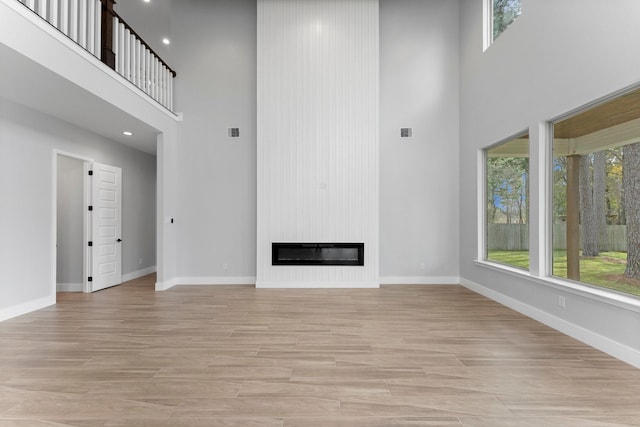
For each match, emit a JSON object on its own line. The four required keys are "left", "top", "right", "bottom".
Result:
{"left": 90, "top": 162, "right": 122, "bottom": 292}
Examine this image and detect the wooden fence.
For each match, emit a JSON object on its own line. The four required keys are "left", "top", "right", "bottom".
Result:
{"left": 488, "top": 224, "right": 627, "bottom": 252}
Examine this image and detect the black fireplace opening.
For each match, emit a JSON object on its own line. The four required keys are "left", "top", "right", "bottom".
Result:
{"left": 272, "top": 243, "right": 364, "bottom": 266}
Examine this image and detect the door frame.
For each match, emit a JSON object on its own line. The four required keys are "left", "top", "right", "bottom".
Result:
{"left": 52, "top": 150, "right": 94, "bottom": 297}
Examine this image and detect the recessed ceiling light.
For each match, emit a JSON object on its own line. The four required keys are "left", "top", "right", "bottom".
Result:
{"left": 143, "top": 0, "right": 150, "bottom": 3}
{"left": 123, "top": 131, "right": 133, "bottom": 136}
{"left": 162, "top": 38, "right": 170, "bottom": 45}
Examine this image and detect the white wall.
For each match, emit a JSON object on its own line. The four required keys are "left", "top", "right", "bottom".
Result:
{"left": 256, "top": 0, "right": 379, "bottom": 288}
{"left": 170, "top": 0, "right": 460, "bottom": 286}
{"left": 171, "top": 0, "right": 258, "bottom": 283}
{"left": 56, "top": 155, "right": 85, "bottom": 290}
{"left": 0, "top": 98, "right": 157, "bottom": 318}
{"left": 459, "top": 0, "right": 640, "bottom": 367}
{"left": 379, "top": 0, "right": 460, "bottom": 284}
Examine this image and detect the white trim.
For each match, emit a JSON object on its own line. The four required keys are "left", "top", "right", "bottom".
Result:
{"left": 83, "top": 161, "right": 91, "bottom": 292}
{"left": 256, "top": 280, "right": 379, "bottom": 289}
{"left": 380, "top": 276, "right": 460, "bottom": 285}
{"left": 57, "top": 283, "right": 83, "bottom": 292}
{"left": 460, "top": 276, "right": 640, "bottom": 369}
{"left": 0, "top": 295, "right": 56, "bottom": 322}
{"left": 51, "top": 150, "right": 58, "bottom": 301}
{"left": 477, "top": 148, "right": 486, "bottom": 261}
{"left": 482, "top": 0, "right": 492, "bottom": 51}
{"left": 155, "top": 278, "right": 176, "bottom": 292}
{"left": 54, "top": 151, "right": 93, "bottom": 295}
{"left": 474, "top": 259, "right": 640, "bottom": 313}
{"left": 122, "top": 266, "right": 157, "bottom": 283}
{"left": 176, "top": 277, "right": 257, "bottom": 286}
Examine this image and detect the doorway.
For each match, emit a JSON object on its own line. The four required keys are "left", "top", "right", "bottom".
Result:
{"left": 56, "top": 154, "right": 88, "bottom": 292}
{"left": 55, "top": 152, "right": 123, "bottom": 293}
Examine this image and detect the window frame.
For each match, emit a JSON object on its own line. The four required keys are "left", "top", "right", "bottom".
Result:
{"left": 482, "top": 129, "right": 531, "bottom": 271}
{"left": 484, "top": 0, "right": 522, "bottom": 51}
{"left": 548, "top": 87, "right": 640, "bottom": 299}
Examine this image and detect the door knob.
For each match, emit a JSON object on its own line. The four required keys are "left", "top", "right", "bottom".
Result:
{"left": 117, "top": 239, "right": 122, "bottom": 242}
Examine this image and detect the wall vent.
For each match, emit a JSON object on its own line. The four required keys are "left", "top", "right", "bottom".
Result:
{"left": 228, "top": 128, "right": 240, "bottom": 138}
{"left": 401, "top": 128, "right": 412, "bottom": 138}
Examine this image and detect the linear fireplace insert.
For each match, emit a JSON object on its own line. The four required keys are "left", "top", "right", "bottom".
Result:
{"left": 272, "top": 243, "right": 364, "bottom": 266}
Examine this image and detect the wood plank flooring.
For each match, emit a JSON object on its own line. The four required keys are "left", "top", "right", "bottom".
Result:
{"left": 1, "top": 275, "right": 639, "bottom": 426}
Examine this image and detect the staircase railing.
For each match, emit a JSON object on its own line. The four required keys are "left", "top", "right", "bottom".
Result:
{"left": 15, "top": 0, "right": 176, "bottom": 112}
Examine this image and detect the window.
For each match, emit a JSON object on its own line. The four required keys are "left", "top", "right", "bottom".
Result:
{"left": 485, "top": 133, "right": 530, "bottom": 270}
{"left": 552, "top": 88, "right": 640, "bottom": 297}
{"left": 485, "top": 0, "right": 521, "bottom": 49}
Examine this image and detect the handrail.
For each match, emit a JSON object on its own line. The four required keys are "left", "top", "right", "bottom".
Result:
{"left": 14, "top": 0, "right": 176, "bottom": 111}
{"left": 112, "top": 11, "right": 176, "bottom": 77}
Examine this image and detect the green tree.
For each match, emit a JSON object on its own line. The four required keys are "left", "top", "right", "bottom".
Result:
{"left": 487, "top": 157, "right": 528, "bottom": 225}
{"left": 493, "top": 0, "right": 521, "bottom": 40}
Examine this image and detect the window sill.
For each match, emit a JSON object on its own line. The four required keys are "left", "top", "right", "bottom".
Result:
{"left": 474, "top": 259, "right": 640, "bottom": 314}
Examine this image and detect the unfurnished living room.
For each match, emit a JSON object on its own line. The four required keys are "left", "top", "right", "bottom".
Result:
{"left": 1, "top": 0, "right": 640, "bottom": 425}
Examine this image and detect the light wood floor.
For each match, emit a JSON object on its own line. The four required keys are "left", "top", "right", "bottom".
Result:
{"left": 1, "top": 275, "right": 640, "bottom": 426}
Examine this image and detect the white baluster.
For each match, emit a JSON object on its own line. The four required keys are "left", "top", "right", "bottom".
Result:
{"left": 169, "top": 73, "right": 173, "bottom": 111}
{"left": 130, "top": 34, "right": 136, "bottom": 85}
{"left": 59, "top": 0, "right": 68, "bottom": 35}
{"left": 163, "top": 66, "right": 168, "bottom": 107}
{"left": 78, "top": 0, "right": 86, "bottom": 49}
{"left": 50, "top": 0, "right": 58, "bottom": 29}
{"left": 149, "top": 56, "right": 155, "bottom": 98}
{"left": 145, "top": 49, "right": 151, "bottom": 94}
{"left": 37, "top": 0, "right": 48, "bottom": 19}
{"left": 154, "top": 58, "right": 160, "bottom": 101}
{"left": 69, "top": 0, "right": 78, "bottom": 42}
{"left": 26, "top": 0, "right": 35, "bottom": 11}
{"left": 123, "top": 28, "right": 131, "bottom": 80}
{"left": 112, "top": 17, "right": 119, "bottom": 72}
{"left": 94, "top": 0, "right": 101, "bottom": 56}
{"left": 158, "top": 60, "right": 163, "bottom": 103}
{"left": 149, "top": 55, "right": 154, "bottom": 98}
{"left": 87, "top": 0, "right": 95, "bottom": 55}
{"left": 135, "top": 39, "right": 142, "bottom": 87}
{"left": 118, "top": 22, "right": 125, "bottom": 76}
{"left": 140, "top": 47, "right": 147, "bottom": 91}
{"left": 162, "top": 66, "right": 167, "bottom": 107}
{"left": 118, "top": 23, "right": 125, "bottom": 75}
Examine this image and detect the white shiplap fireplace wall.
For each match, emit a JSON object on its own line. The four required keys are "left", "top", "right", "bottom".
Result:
{"left": 256, "top": 0, "right": 379, "bottom": 288}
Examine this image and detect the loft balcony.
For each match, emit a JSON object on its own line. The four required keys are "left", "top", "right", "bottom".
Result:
{"left": 8, "top": 0, "right": 175, "bottom": 112}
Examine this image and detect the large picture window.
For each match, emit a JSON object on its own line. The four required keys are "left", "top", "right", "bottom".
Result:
{"left": 485, "top": 133, "right": 529, "bottom": 270}
{"left": 552, "top": 88, "right": 640, "bottom": 297}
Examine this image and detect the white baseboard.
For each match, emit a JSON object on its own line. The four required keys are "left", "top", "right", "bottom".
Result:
{"left": 57, "top": 283, "right": 83, "bottom": 292}
{"left": 123, "top": 266, "right": 157, "bottom": 283}
{"left": 256, "top": 280, "right": 380, "bottom": 289}
{"left": 175, "top": 276, "right": 257, "bottom": 286}
{"left": 460, "top": 277, "right": 640, "bottom": 369}
{"left": 155, "top": 278, "right": 176, "bottom": 292}
{"left": 380, "top": 276, "right": 460, "bottom": 285}
{"left": 0, "top": 294, "right": 56, "bottom": 322}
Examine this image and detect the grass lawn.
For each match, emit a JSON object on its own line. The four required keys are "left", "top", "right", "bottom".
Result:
{"left": 487, "top": 250, "right": 640, "bottom": 297}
